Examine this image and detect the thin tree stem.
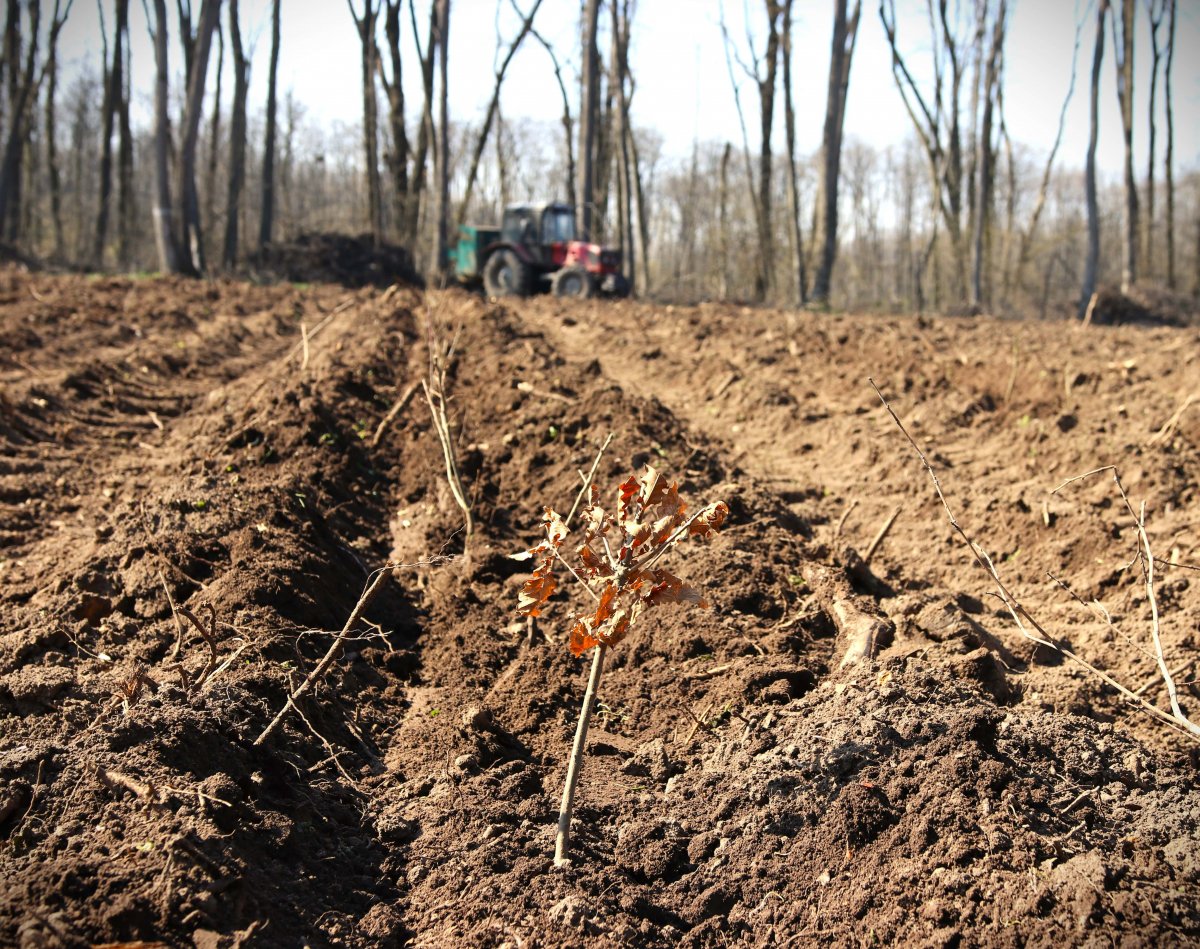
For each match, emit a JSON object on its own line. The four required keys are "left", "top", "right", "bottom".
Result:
{"left": 555, "top": 643, "right": 606, "bottom": 866}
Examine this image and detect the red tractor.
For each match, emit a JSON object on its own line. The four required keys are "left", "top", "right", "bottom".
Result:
{"left": 449, "top": 202, "right": 629, "bottom": 299}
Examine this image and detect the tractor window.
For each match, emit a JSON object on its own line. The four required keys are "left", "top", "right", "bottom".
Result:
{"left": 541, "top": 208, "right": 577, "bottom": 243}
{"left": 502, "top": 209, "right": 537, "bottom": 244}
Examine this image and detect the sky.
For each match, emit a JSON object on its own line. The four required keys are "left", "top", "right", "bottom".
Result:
{"left": 57, "top": 0, "right": 1200, "bottom": 182}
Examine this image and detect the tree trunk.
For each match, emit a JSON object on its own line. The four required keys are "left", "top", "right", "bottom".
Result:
{"left": 780, "top": 0, "right": 806, "bottom": 306}
{"left": 44, "top": 0, "right": 69, "bottom": 261}
{"left": 349, "top": 0, "right": 383, "bottom": 244}
{"left": 528, "top": 24, "right": 573, "bottom": 206}
{"left": 970, "top": 1, "right": 1005, "bottom": 310}
{"left": 1114, "top": 0, "right": 1138, "bottom": 292}
{"left": 1145, "top": 0, "right": 1165, "bottom": 278}
{"left": 1011, "top": 6, "right": 1083, "bottom": 297}
{"left": 754, "top": 1, "right": 782, "bottom": 301}
{"left": 1080, "top": 0, "right": 1108, "bottom": 319}
{"left": 94, "top": 0, "right": 121, "bottom": 266}
{"left": 258, "top": 0, "right": 280, "bottom": 248}
{"left": 116, "top": 14, "right": 135, "bottom": 267}
{"left": 0, "top": 1, "right": 39, "bottom": 243}
{"left": 611, "top": 0, "right": 633, "bottom": 290}
{"left": 628, "top": 121, "right": 650, "bottom": 294}
{"left": 150, "top": 0, "right": 180, "bottom": 272}
{"left": 431, "top": 0, "right": 449, "bottom": 280}
{"left": 404, "top": 0, "right": 436, "bottom": 247}
{"left": 177, "top": 0, "right": 221, "bottom": 276}
{"left": 456, "top": 0, "right": 543, "bottom": 226}
{"left": 1164, "top": 0, "right": 1175, "bottom": 289}
{"left": 223, "top": 0, "right": 248, "bottom": 268}
{"left": 380, "top": 1, "right": 407, "bottom": 241}
{"left": 718, "top": 142, "right": 730, "bottom": 300}
{"left": 204, "top": 21, "right": 223, "bottom": 257}
{"left": 811, "top": 0, "right": 862, "bottom": 305}
{"left": 577, "top": 0, "right": 600, "bottom": 240}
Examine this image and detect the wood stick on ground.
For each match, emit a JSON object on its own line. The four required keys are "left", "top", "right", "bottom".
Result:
{"left": 422, "top": 380, "right": 474, "bottom": 547}
{"left": 555, "top": 643, "right": 607, "bottom": 867}
{"left": 863, "top": 505, "right": 902, "bottom": 564}
{"left": 833, "top": 499, "right": 858, "bottom": 539}
{"left": 1146, "top": 392, "right": 1196, "bottom": 446}
{"left": 566, "top": 433, "right": 614, "bottom": 527}
{"left": 1117, "top": 484, "right": 1200, "bottom": 737}
{"left": 300, "top": 321, "right": 311, "bottom": 371}
{"left": 254, "top": 564, "right": 396, "bottom": 747}
{"left": 683, "top": 700, "right": 716, "bottom": 744}
{"left": 370, "top": 380, "right": 420, "bottom": 447}
{"left": 870, "top": 379, "right": 1195, "bottom": 740}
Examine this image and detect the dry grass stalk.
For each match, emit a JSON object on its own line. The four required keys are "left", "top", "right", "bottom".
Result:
{"left": 871, "top": 379, "right": 1198, "bottom": 741}
{"left": 422, "top": 306, "right": 473, "bottom": 553}
{"left": 253, "top": 564, "right": 397, "bottom": 747}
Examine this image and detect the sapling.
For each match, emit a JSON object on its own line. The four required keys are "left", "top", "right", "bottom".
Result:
{"left": 516, "top": 464, "right": 728, "bottom": 865}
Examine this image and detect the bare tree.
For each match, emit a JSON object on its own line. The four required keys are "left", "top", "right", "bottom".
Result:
{"left": 880, "top": 0, "right": 973, "bottom": 302}
{"left": 1164, "top": 0, "right": 1176, "bottom": 288}
{"left": 149, "top": 0, "right": 179, "bottom": 272}
{"left": 1113, "top": 0, "right": 1137, "bottom": 291}
{"left": 0, "top": 0, "right": 39, "bottom": 239}
{"left": 1010, "top": 5, "right": 1082, "bottom": 297}
{"left": 780, "top": 0, "right": 805, "bottom": 305}
{"left": 526, "top": 14, "right": 573, "bottom": 203}
{"left": 456, "top": 0, "right": 543, "bottom": 225}
{"left": 720, "top": 0, "right": 784, "bottom": 301}
{"left": 404, "top": 0, "right": 436, "bottom": 247}
{"left": 349, "top": 0, "right": 383, "bottom": 244}
{"left": 969, "top": 0, "right": 1006, "bottom": 308}
{"left": 176, "top": 0, "right": 221, "bottom": 275}
{"left": 379, "top": 0, "right": 408, "bottom": 239}
{"left": 203, "top": 19, "right": 222, "bottom": 252}
{"left": 431, "top": 0, "right": 449, "bottom": 279}
{"left": 1080, "top": 0, "right": 1108, "bottom": 318}
{"left": 1145, "top": 0, "right": 1166, "bottom": 277}
{"left": 94, "top": 0, "right": 127, "bottom": 266}
{"left": 223, "top": 0, "right": 248, "bottom": 267}
{"left": 811, "top": 0, "right": 862, "bottom": 305}
{"left": 42, "top": 0, "right": 73, "bottom": 260}
{"left": 258, "top": 0, "right": 280, "bottom": 247}
{"left": 577, "top": 0, "right": 600, "bottom": 240}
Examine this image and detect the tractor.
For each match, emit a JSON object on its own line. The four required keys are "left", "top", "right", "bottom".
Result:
{"left": 448, "top": 202, "right": 629, "bottom": 300}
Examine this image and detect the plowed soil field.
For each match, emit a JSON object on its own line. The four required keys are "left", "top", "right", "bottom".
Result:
{"left": 1, "top": 267, "right": 1198, "bottom": 948}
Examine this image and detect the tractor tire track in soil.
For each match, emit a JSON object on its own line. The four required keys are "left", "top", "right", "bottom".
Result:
{"left": 0, "top": 268, "right": 1197, "bottom": 947}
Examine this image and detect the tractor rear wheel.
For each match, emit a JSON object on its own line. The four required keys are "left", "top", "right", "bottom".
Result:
{"left": 551, "top": 267, "right": 595, "bottom": 300}
{"left": 483, "top": 249, "right": 530, "bottom": 297}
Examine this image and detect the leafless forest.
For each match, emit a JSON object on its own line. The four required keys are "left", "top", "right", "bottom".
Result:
{"left": 0, "top": 0, "right": 1196, "bottom": 315}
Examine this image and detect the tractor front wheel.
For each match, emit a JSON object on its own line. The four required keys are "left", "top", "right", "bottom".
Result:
{"left": 551, "top": 267, "right": 595, "bottom": 300}
{"left": 483, "top": 250, "right": 530, "bottom": 297}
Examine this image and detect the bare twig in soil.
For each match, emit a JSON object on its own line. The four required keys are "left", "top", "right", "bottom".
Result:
{"left": 863, "top": 505, "right": 902, "bottom": 565}
{"left": 555, "top": 643, "right": 606, "bottom": 867}
{"left": 300, "top": 321, "right": 311, "bottom": 371}
{"left": 833, "top": 499, "right": 858, "bottom": 539}
{"left": 683, "top": 700, "right": 716, "bottom": 744}
{"left": 422, "top": 379, "right": 474, "bottom": 548}
{"left": 370, "top": 380, "right": 421, "bottom": 447}
{"left": 1146, "top": 392, "right": 1196, "bottom": 446}
{"left": 566, "top": 433, "right": 614, "bottom": 527}
{"left": 253, "top": 564, "right": 395, "bottom": 747}
{"left": 1117, "top": 486, "right": 1200, "bottom": 737}
{"left": 871, "top": 379, "right": 1196, "bottom": 740}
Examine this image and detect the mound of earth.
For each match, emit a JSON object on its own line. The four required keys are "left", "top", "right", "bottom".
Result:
{"left": 1, "top": 268, "right": 1197, "bottom": 947}
{"left": 1085, "top": 284, "right": 1200, "bottom": 328}
{"left": 247, "top": 232, "right": 421, "bottom": 289}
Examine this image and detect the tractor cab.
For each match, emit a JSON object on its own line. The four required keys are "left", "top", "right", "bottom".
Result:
{"left": 500, "top": 203, "right": 577, "bottom": 263}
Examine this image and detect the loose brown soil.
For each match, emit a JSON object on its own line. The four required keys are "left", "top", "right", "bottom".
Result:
{"left": 1, "top": 266, "right": 1197, "bottom": 948}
